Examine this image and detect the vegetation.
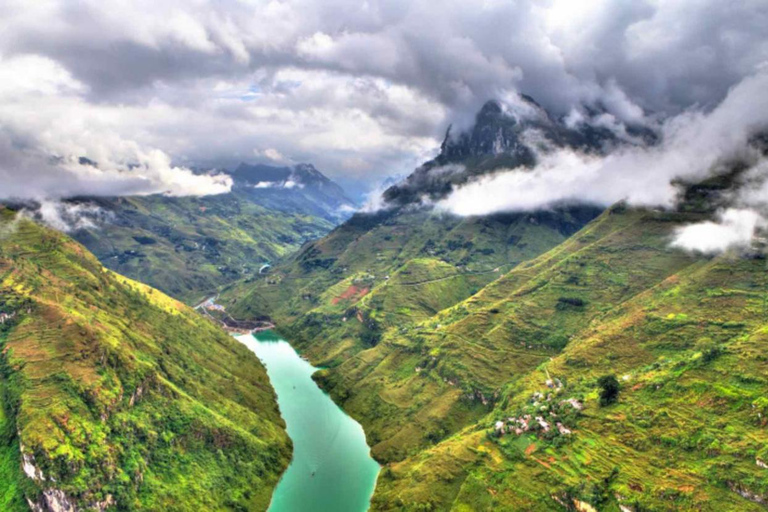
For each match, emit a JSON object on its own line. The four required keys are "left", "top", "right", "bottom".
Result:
{"left": 0, "top": 208, "right": 290, "bottom": 510}
{"left": 70, "top": 190, "right": 336, "bottom": 304}
{"left": 6, "top": 101, "right": 765, "bottom": 509}
{"left": 597, "top": 375, "right": 619, "bottom": 406}
{"left": 225, "top": 199, "right": 768, "bottom": 510}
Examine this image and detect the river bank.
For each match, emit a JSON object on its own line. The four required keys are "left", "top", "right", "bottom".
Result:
{"left": 196, "top": 295, "right": 275, "bottom": 334}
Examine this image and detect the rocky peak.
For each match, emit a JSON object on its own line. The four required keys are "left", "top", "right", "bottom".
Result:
{"left": 233, "top": 162, "right": 333, "bottom": 188}
{"left": 382, "top": 94, "right": 632, "bottom": 208}
{"left": 439, "top": 99, "right": 532, "bottom": 163}
{"left": 437, "top": 95, "right": 616, "bottom": 165}
{"left": 291, "top": 163, "right": 332, "bottom": 186}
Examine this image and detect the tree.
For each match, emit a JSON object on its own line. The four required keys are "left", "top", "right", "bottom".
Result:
{"left": 597, "top": 375, "right": 619, "bottom": 406}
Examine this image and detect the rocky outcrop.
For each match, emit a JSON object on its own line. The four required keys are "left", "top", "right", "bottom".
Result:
{"left": 27, "top": 490, "right": 76, "bottom": 512}
{"left": 728, "top": 481, "right": 767, "bottom": 505}
{"left": 19, "top": 440, "right": 45, "bottom": 481}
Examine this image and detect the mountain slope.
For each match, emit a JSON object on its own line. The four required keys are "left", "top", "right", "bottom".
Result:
{"left": 0, "top": 208, "right": 290, "bottom": 510}
{"left": 70, "top": 191, "right": 335, "bottom": 304}
{"left": 367, "top": 204, "right": 768, "bottom": 511}
{"left": 220, "top": 99, "right": 768, "bottom": 510}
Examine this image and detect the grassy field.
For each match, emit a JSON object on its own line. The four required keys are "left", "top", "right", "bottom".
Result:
{"left": 0, "top": 208, "right": 290, "bottom": 510}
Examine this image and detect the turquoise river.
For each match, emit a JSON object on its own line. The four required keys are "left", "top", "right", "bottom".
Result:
{"left": 237, "top": 331, "right": 380, "bottom": 512}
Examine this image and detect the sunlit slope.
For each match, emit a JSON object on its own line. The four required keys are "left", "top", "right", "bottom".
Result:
{"left": 73, "top": 192, "right": 335, "bottom": 304}
{"left": 223, "top": 206, "right": 600, "bottom": 353}
{"left": 0, "top": 209, "right": 290, "bottom": 511}
{"left": 353, "top": 206, "right": 768, "bottom": 510}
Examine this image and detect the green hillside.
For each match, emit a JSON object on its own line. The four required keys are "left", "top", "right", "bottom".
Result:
{"left": 222, "top": 205, "right": 599, "bottom": 330}
{"left": 71, "top": 191, "right": 335, "bottom": 304}
{"left": 224, "top": 199, "right": 768, "bottom": 509}
{"left": 0, "top": 208, "right": 290, "bottom": 510}
{"left": 364, "top": 204, "right": 768, "bottom": 510}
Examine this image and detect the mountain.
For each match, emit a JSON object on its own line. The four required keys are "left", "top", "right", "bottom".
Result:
{"left": 220, "top": 99, "right": 768, "bottom": 510}
{"left": 349, "top": 201, "right": 768, "bottom": 511}
{"left": 0, "top": 208, "right": 290, "bottom": 510}
{"left": 220, "top": 97, "right": 611, "bottom": 333}
{"left": 57, "top": 162, "right": 354, "bottom": 304}
{"left": 382, "top": 98, "right": 650, "bottom": 207}
{"left": 231, "top": 162, "right": 355, "bottom": 221}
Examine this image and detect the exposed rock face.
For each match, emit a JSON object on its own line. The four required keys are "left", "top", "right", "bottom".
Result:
{"left": 439, "top": 99, "right": 538, "bottom": 163}
{"left": 728, "top": 481, "right": 767, "bottom": 505}
{"left": 382, "top": 95, "right": 640, "bottom": 208}
{"left": 28, "top": 490, "right": 76, "bottom": 512}
{"left": 19, "top": 440, "right": 45, "bottom": 481}
{"left": 230, "top": 161, "right": 355, "bottom": 221}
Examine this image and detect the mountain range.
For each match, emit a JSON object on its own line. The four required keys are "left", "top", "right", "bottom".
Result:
{"left": 3, "top": 95, "right": 768, "bottom": 511}
{"left": 217, "top": 98, "right": 768, "bottom": 511}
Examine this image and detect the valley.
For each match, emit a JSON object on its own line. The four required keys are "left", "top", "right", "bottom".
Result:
{"left": 63, "top": 162, "right": 355, "bottom": 304}
{"left": 213, "top": 103, "right": 768, "bottom": 510}
{"left": 2, "top": 3, "right": 766, "bottom": 511}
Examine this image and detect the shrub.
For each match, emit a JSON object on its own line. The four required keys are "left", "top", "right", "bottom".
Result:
{"left": 597, "top": 375, "right": 620, "bottom": 406}
{"left": 556, "top": 297, "right": 586, "bottom": 310}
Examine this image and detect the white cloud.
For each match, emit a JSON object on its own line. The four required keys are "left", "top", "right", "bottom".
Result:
{"left": 671, "top": 209, "right": 764, "bottom": 254}
{"left": 254, "top": 147, "right": 291, "bottom": 164}
{"left": 438, "top": 69, "right": 768, "bottom": 217}
{"left": 25, "top": 201, "right": 106, "bottom": 232}
{"left": 0, "top": 0, "right": 766, "bottom": 200}
{"left": 0, "top": 54, "right": 85, "bottom": 98}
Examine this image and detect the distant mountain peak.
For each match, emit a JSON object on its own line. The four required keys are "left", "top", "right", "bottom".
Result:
{"left": 230, "top": 161, "right": 356, "bottom": 220}
{"left": 478, "top": 99, "right": 503, "bottom": 116}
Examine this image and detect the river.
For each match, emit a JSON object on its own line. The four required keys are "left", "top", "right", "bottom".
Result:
{"left": 237, "top": 331, "right": 380, "bottom": 512}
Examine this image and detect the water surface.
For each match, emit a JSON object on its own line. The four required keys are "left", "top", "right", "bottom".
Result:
{"left": 237, "top": 331, "right": 380, "bottom": 512}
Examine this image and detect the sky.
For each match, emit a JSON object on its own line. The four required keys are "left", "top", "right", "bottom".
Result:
{"left": 1, "top": 0, "right": 768, "bottom": 202}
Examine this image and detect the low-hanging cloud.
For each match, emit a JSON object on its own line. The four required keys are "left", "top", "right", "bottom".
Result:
{"left": 437, "top": 69, "right": 768, "bottom": 216}
{"left": 18, "top": 201, "right": 113, "bottom": 233}
{"left": 435, "top": 68, "right": 768, "bottom": 254}
{"left": 0, "top": 54, "right": 232, "bottom": 202}
{"left": 670, "top": 208, "right": 764, "bottom": 254}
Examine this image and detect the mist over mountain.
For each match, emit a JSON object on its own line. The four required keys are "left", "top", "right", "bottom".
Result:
{"left": 231, "top": 162, "right": 356, "bottom": 221}
{"left": 1, "top": 0, "right": 767, "bottom": 202}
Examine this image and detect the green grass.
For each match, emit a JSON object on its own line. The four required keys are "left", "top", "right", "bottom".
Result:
{"left": 226, "top": 201, "right": 768, "bottom": 510}
{"left": 0, "top": 211, "right": 290, "bottom": 510}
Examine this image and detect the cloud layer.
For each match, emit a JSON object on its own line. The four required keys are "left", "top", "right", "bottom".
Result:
{"left": 438, "top": 69, "right": 768, "bottom": 215}
{"left": 1, "top": 0, "right": 767, "bottom": 201}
